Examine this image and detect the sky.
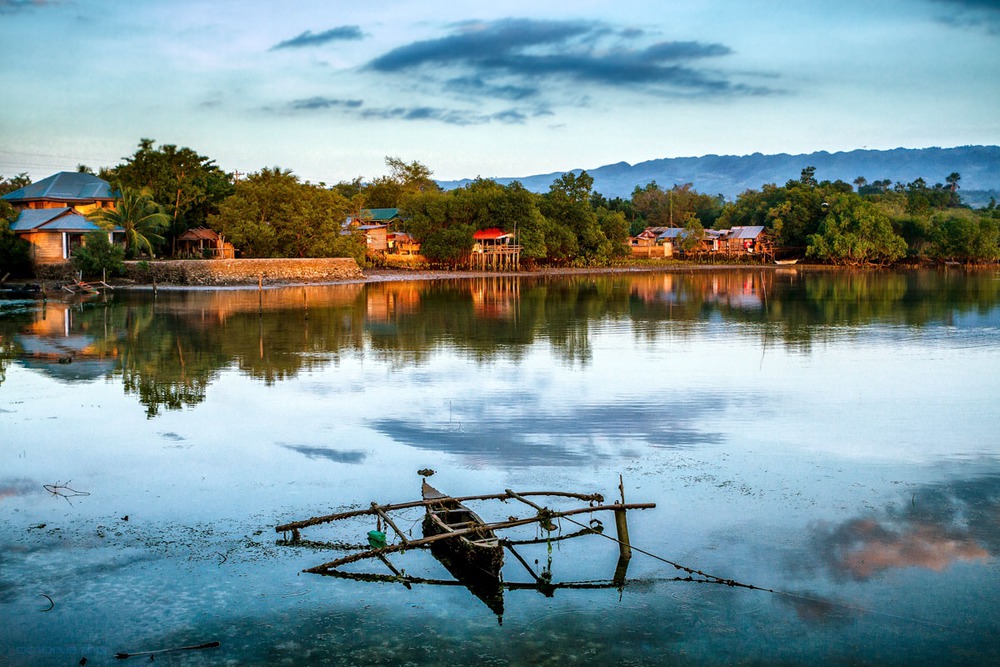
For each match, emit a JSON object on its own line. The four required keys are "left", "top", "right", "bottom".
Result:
{"left": 1, "top": 0, "right": 998, "bottom": 185}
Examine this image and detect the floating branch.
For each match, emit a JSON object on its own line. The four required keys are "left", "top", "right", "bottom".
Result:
{"left": 115, "top": 641, "right": 219, "bottom": 660}
{"left": 43, "top": 481, "right": 90, "bottom": 506}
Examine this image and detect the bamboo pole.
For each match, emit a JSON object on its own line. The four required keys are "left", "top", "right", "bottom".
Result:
{"left": 275, "top": 490, "right": 605, "bottom": 533}
{"left": 614, "top": 509, "right": 632, "bottom": 561}
{"left": 372, "top": 503, "right": 410, "bottom": 545}
{"left": 303, "top": 502, "right": 655, "bottom": 573}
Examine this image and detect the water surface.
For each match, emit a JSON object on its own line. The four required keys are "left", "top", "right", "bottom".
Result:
{"left": 2, "top": 268, "right": 998, "bottom": 665}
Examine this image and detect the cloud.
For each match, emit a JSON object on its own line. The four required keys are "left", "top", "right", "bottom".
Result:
{"left": 929, "top": 0, "right": 1000, "bottom": 33}
{"left": 290, "top": 97, "right": 364, "bottom": 111}
{"left": 818, "top": 518, "right": 988, "bottom": 580}
{"left": 271, "top": 25, "right": 364, "bottom": 50}
{"left": 370, "top": 393, "right": 725, "bottom": 466}
{"left": 0, "top": 0, "right": 58, "bottom": 13}
{"left": 281, "top": 444, "right": 367, "bottom": 464}
{"left": 0, "top": 478, "right": 38, "bottom": 500}
{"left": 365, "top": 18, "right": 768, "bottom": 99}
{"left": 444, "top": 76, "right": 538, "bottom": 101}
{"left": 357, "top": 105, "right": 530, "bottom": 126}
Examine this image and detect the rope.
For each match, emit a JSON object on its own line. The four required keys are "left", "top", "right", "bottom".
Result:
{"left": 556, "top": 513, "right": 769, "bottom": 592}
{"left": 553, "top": 512, "right": 977, "bottom": 633}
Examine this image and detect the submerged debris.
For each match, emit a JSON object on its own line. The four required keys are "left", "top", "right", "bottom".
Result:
{"left": 43, "top": 481, "right": 90, "bottom": 505}
{"left": 115, "top": 641, "right": 219, "bottom": 660}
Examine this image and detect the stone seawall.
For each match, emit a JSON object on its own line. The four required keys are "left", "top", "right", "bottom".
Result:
{"left": 121, "top": 258, "right": 363, "bottom": 286}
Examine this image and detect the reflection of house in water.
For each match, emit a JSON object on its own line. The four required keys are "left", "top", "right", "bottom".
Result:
{"left": 470, "top": 276, "right": 520, "bottom": 319}
{"left": 14, "top": 301, "right": 117, "bottom": 381}
{"left": 365, "top": 282, "right": 421, "bottom": 324}
{"left": 630, "top": 272, "right": 765, "bottom": 310}
{"left": 146, "top": 285, "right": 364, "bottom": 327}
{"left": 629, "top": 274, "right": 678, "bottom": 304}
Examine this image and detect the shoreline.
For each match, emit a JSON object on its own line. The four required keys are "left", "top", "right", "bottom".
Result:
{"left": 1, "top": 261, "right": 983, "bottom": 294}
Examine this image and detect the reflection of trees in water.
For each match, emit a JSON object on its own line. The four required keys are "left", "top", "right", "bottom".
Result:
{"left": 1, "top": 270, "right": 996, "bottom": 412}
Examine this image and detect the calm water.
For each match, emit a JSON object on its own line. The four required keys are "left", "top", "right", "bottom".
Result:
{"left": 1, "top": 268, "right": 998, "bottom": 666}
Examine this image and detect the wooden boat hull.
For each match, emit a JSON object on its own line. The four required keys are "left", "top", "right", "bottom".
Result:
{"left": 422, "top": 481, "right": 504, "bottom": 579}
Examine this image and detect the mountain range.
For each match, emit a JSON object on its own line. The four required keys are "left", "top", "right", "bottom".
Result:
{"left": 438, "top": 146, "right": 1000, "bottom": 207}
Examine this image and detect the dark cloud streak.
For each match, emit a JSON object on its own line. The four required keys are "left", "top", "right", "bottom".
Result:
{"left": 290, "top": 96, "right": 364, "bottom": 110}
{"left": 365, "top": 18, "right": 760, "bottom": 96}
{"left": 930, "top": 0, "right": 1000, "bottom": 33}
{"left": 271, "top": 25, "right": 364, "bottom": 50}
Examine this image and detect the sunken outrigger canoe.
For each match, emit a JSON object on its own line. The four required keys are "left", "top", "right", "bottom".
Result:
{"left": 277, "top": 477, "right": 656, "bottom": 586}
{"left": 422, "top": 480, "right": 504, "bottom": 579}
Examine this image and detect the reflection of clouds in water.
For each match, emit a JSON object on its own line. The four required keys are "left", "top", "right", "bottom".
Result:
{"left": 819, "top": 518, "right": 987, "bottom": 580}
{"left": 0, "top": 477, "right": 38, "bottom": 500}
{"left": 814, "top": 473, "right": 999, "bottom": 580}
{"left": 777, "top": 591, "right": 854, "bottom": 626}
{"left": 281, "top": 444, "right": 367, "bottom": 464}
{"left": 371, "top": 393, "right": 726, "bottom": 465}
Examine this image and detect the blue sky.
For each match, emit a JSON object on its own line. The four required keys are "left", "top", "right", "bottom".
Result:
{"left": 1, "top": 0, "right": 997, "bottom": 185}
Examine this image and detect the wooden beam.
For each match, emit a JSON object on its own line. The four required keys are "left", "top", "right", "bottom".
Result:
{"left": 372, "top": 503, "right": 410, "bottom": 545}
{"left": 275, "top": 489, "right": 605, "bottom": 533}
{"left": 303, "top": 502, "right": 654, "bottom": 573}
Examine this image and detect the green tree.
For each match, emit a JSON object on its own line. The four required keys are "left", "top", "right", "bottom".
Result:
{"left": 209, "top": 167, "right": 358, "bottom": 260}
{"left": 928, "top": 210, "right": 999, "bottom": 263}
{"left": 72, "top": 231, "right": 125, "bottom": 277}
{"left": 0, "top": 215, "right": 32, "bottom": 277}
{"left": 363, "top": 157, "right": 440, "bottom": 208}
{"left": 0, "top": 182, "right": 32, "bottom": 276}
{"left": 539, "top": 171, "right": 623, "bottom": 264}
{"left": 0, "top": 173, "right": 31, "bottom": 196}
{"left": 807, "top": 194, "right": 907, "bottom": 266}
{"left": 102, "top": 138, "right": 234, "bottom": 254}
{"left": 88, "top": 188, "right": 170, "bottom": 258}
{"left": 677, "top": 215, "right": 705, "bottom": 254}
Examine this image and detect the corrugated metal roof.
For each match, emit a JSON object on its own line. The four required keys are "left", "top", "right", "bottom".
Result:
{"left": 2, "top": 172, "right": 114, "bottom": 202}
{"left": 657, "top": 228, "right": 685, "bottom": 239}
{"left": 10, "top": 208, "right": 113, "bottom": 233}
{"left": 473, "top": 227, "right": 510, "bottom": 240}
{"left": 366, "top": 208, "right": 399, "bottom": 221}
{"left": 726, "top": 225, "right": 765, "bottom": 239}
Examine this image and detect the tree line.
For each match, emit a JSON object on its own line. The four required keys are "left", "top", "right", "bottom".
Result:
{"left": 2, "top": 138, "right": 998, "bottom": 277}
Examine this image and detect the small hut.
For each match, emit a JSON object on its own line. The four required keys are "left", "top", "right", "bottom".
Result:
{"left": 177, "top": 227, "right": 235, "bottom": 259}
{"left": 470, "top": 228, "right": 520, "bottom": 271}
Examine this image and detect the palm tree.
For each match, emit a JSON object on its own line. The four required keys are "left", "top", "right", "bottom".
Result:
{"left": 946, "top": 172, "right": 961, "bottom": 193}
{"left": 88, "top": 188, "right": 170, "bottom": 258}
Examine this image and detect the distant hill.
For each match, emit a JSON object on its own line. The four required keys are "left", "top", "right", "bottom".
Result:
{"left": 438, "top": 146, "right": 1000, "bottom": 207}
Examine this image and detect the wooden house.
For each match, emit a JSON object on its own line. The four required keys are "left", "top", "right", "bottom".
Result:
{"left": 470, "top": 228, "right": 520, "bottom": 271}
{"left": 630, "top": 228, "right": 673, "bottom": 258}
{"left": 388, "top": 231, "right": 420, "bottom": 255}
{"left": 177, "top": 227, "right": 235, "bottom": 259}
{"left": 719, "top": 226, "right": 766, "bottom": 255}
{"left": 345, "top": 208, "right": 401, "bottom": 253}
{"left": 3, "top": 172, "right": 122, "bottom": 265}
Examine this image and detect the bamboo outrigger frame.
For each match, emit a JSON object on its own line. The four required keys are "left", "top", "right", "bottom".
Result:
{"left": 276, "top": 485, "right": 655, "bottom": 576}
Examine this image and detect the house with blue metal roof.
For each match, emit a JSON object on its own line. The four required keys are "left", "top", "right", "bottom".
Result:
{"left": 3, "top": 172, "right": 121, "bottom": 265}
{"left": 2, "top": 171, "right": 116, "bottom": 209}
